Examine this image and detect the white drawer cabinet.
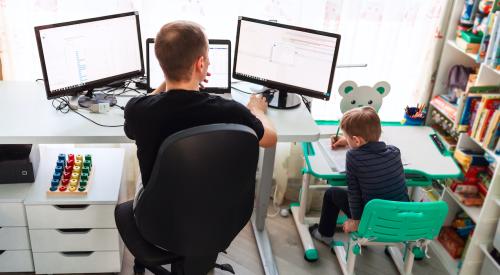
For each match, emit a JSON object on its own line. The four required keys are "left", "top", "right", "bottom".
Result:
{"left": 0, "top": 203, "right": 27, "bottom": 226}
{"left": 0, "top": 226, "right": 30, "bottom": 250}
{"left": 33, "top": 251, "right": 121, "bottom": 274}
{"left": 25, "top": 204, "right": 116, "bottom": 229}
{"left": 24, "top": 148, "right": 125, "bottom": 274}
{"left": 29, "top": 228, "right": 119, "bottom": 252}
{"left": 0, "top": 250, "right": 34, "bottom": 272}
{"left": 0, "top": 183, "right": 34, "bottom": 273}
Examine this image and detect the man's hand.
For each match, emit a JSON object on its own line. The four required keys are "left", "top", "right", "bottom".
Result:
{"left": 247, "top": 94, "right": 268, "bottom": 114}
{"left": 199, "top": 72, "right": 211, "bottom": 89}
{"left": 343, "top": 219, "right": 360, "bottom": 233}
{"left": 151, "top": 81, "right": 166, "bottom": 95}
{"left": 331, "top": 135, "right": 348, "bottom": 149}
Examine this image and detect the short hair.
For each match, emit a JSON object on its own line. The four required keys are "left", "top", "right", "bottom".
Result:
{"left": 340, "top": 106, "right": 381, "bottom": 142}
{"left": 155, "top": 21, "right": 208, "bottom": 82}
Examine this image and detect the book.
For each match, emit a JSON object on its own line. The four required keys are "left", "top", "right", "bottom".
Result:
{"left": 489, "top": 123, "right": 500, "bottom": 150}
{"left": 459, "top": 95, "right": 482, "bottom": 132}
{"left": 485, "top": 12, "right": 500, "bottom": 65}
{"left": 470, "top": 96, "right": 500, "bottom": 138}
{"left": 483, "top": 110, "right": 500, "bottom": 147}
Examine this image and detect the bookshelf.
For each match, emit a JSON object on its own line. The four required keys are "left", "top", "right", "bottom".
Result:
{"left": 428, "top": 1, "right": 500, "bottom": 274}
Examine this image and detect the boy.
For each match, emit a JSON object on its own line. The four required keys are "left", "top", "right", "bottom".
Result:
{"left": 309, "top": 106, "right": 409, "bottom": 245}
{"left": 124, "top": 20, "right": 277, "bottom": 187}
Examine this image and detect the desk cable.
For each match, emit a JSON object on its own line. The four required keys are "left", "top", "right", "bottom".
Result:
{"left": 52, "top": 97, "right": 124, "bottom": 128}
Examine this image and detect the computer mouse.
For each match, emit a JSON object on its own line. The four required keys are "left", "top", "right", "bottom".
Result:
{"left": 261, "top": 90, "right": 274, "bottom": 103}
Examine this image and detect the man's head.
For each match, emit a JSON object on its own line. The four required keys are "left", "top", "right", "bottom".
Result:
{"left": 155, "top": 20, "right": 209, "bottom": 86}
{"left": 340, "top": 106, "right": 381, "bottom": 148}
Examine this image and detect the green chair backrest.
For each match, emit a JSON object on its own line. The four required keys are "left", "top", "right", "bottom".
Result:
{"left": 357, "top": 199, "right": 448, "bottom": 243}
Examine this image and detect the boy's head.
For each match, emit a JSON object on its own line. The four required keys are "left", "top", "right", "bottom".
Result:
{"left": 155, "top": 20, "right": 209, "bottom": 86}
{"left": 340, "top": 106, "right": 381, "bottom": 148}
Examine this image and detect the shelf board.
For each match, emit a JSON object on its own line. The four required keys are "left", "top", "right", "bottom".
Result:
{"left": 445, "top": 187, "right": 481, "bottom": 223}
{"left": 446, "top": 39, "right": 477, "bottom": 61}
{"left": 467, "top": 134, "right": 500, "bottom": 164}
{"left": 430, "top": 241, "right": 460, "bottom": 275}
{"left": 496, "top": 198, "right": 500, "bottom": 207}
{"left": 482, "top": 63, "right": 500, "bottom": 76}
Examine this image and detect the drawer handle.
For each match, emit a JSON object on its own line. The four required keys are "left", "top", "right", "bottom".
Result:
{"left": 54, "top": 204, "right": 89, "bottom": 210}
{"left": 61, "top": 251, "right": 94, "bottom": 257}
{"left": 0, "top": 250, "right": 5, "bottom": 255}
{"left": 57, "top": 228, "right": 92, "bottom": 234}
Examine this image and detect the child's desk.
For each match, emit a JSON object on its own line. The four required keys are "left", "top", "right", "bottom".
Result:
{"left": 292, "top": 122, "right": 462, "bottom": 262}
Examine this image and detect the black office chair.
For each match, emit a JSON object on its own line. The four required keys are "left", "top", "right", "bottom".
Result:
{"left": 115, "top": 124, "right": 260, "bottom": 275}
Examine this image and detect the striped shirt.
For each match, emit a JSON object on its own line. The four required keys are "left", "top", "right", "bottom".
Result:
{"left": 346, "top": 141, "right": 409, "bottom": 220}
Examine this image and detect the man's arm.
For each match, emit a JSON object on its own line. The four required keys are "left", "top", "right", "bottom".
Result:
{"left": 247, "top": 95, "right": 277, "bottom": 148}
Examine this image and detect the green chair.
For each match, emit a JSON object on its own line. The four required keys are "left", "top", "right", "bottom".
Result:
{"left": 332, "top": 199, "right": 448, "bottom": 275}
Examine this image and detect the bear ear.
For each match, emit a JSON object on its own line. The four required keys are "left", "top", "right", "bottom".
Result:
{"left": 373, "top": 81, "right": 391, "bottom": 97}
{"left": 338, "top": 81, "right": 357, "bottom": 97}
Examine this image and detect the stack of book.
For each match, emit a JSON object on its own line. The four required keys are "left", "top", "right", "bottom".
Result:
{"left": 454, "top": 85, "right": 500, "bottom": 152}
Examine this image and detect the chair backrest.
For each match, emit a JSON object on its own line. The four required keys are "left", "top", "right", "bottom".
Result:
{"left": 134, "top": 124, "right": 259, "bottom": 256}
{"left": 357, "top": 199, "right": 448, "bottom": 243}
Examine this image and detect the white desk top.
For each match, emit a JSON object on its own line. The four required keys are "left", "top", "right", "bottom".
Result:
{"left": 307, "top": 125, "right": 461, "bottom": 178}
{"left": 24, "top": 147, "right": 125, "bottom": 205}
{"left": 0, "top": 81, "right": 319, "bottom": 144}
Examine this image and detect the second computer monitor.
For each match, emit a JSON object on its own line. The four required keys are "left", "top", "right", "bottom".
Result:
{"left": 147, "top": 39, "right": 231, "bottom": 93}
{"left": 233, "top": 17, "right": 341, "bottom": 109}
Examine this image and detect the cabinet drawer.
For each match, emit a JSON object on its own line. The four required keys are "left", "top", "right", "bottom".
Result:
{"left": 0, "top": 227, "right": 30, "bottom": 250}
{"left": 26, "top": 204, "right": 116, "bottom": 229}
{"left": 0, "top": 250, "right": 34, "bottom": 272}
{"left": 30, "top": 228, "right": 119, "bottom": 252}
{"left": 0, "top": 203, "right": 26, "bottom": 226}
{"left": 33, "top": 251, "right": 120, "bottom": 274}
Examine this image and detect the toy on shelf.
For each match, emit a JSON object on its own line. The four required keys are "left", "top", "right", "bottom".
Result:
{"left": 438, "top": 212, "right": 476, "bottom": 259}
{"left": 47, "top": 153, "right": 93, "bottom": 196}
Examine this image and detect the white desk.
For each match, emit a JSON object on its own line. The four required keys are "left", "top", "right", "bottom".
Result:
{"left": 0, "top": 80, "right": 320, "bottom": 275}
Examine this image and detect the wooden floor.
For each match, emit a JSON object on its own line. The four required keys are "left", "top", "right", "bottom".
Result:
{"left": 119, "top": 203, "right": 449, "bottom": 275}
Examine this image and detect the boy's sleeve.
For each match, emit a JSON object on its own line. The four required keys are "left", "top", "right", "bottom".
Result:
{"left": 346, "top": 151, "right": 363, "bottom": 220}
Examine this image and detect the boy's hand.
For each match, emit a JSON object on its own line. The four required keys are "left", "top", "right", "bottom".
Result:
{"left": 343, "top": 219, "right": 360, "bottom": 233}
{"left": 331, "top": 135, "right": 348, "bottom": 149}
{"left": 199, "top": 72, "right": 211, "bottom": 89}
{"left": 247, "top": 94, "right": 268, "bottom": 114}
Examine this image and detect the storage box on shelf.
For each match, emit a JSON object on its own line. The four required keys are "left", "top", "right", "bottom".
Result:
{"left": 24, "top": 148, "right": 125, "bottom": 274}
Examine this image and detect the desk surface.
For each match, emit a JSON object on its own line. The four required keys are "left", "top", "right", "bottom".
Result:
{"left": 306, "top": 125, "right": 462, "bottom": 179}
{"left": 0, "top": 81, "right": 319, "bottom": 144}
{"left": 24, "top": 147, "right": 125, "bottom": 205}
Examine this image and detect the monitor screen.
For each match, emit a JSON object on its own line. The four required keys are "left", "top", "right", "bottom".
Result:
{"left": 147, "top": 39, "right": 231, "bottom": 93}
{"left": 35, "top": 12, "right": 144, "bottom": 99}
{"left": 233, "top": 17, "right": 340, "bottom": 100}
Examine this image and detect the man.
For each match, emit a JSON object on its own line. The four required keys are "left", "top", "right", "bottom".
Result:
{"left": 124, "top": 20, "right": 277, "bottom": 187}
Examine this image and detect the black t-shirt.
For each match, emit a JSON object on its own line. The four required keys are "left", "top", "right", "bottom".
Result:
{"left": 124, "top": 90, "right": 265, "bottom": 185}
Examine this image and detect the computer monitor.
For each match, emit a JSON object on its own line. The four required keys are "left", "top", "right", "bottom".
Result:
{"left": 35, "top": 12, "right": 144, "bottom": 107}
{"left": 147, "top": 38, "right": 231, "bottom": 93}
{"left": 233, "top": 17, "right": 341, "bottom": 109}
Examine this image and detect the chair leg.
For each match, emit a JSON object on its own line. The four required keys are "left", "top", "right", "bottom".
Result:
{"left": 403, "top": 246, "right": 415, "bottom": 275}
{"left": 134, "top": 258, "right": 146, "bottom": 275}
{"left": 346, "top": 239, "right": 357, "bottom": 275}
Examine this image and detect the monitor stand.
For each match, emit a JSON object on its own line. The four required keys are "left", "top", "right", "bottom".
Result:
{"left": 263, "top": 89, "right": 301, "bottom": 109}
{"left": 77, "top": 89, "right": 117, "bottom": 109}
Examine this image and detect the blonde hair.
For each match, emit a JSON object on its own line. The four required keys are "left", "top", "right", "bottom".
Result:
{"left": 340, "top": 106, "right": 381, "bottom": 142}
{"left": 155, "top": 21, "right": 208, "bottom": 82}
